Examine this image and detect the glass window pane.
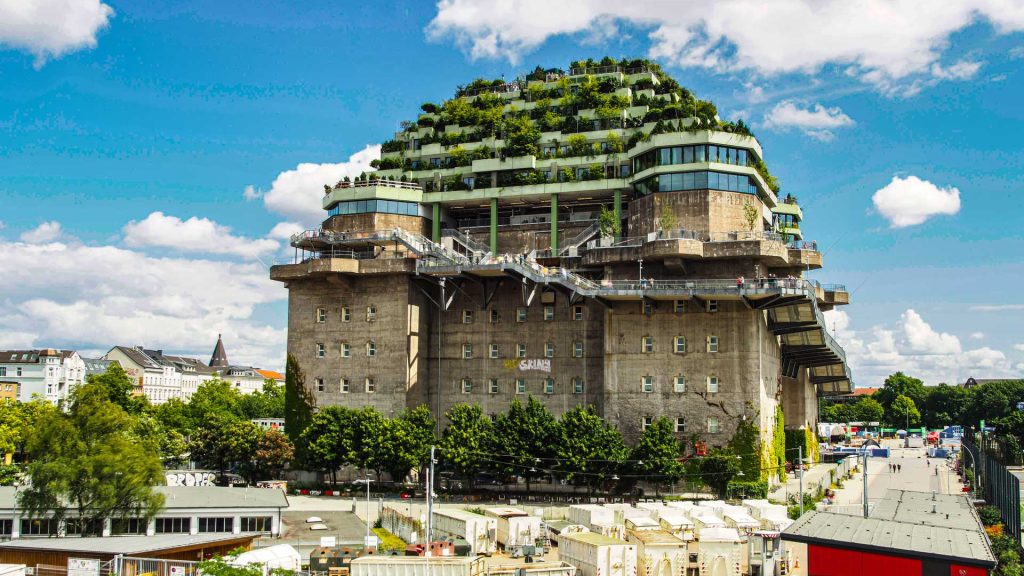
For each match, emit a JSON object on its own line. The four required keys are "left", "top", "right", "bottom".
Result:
{"left": 694, "top": 171, "right": 708, "bottom": 189}
{"left": 682, "top": 172, "right": 694, "bottom": 190}
{"left": 671, "top": 147, "right": 682, "bottom": 164}
{"left": 708, "top": 172, "right": 719, "bottom": 189}
{"left": 672, "top": 173, "right": 684, "bottom": 191}
{"left": 726, "top": 148, "right": 735, "bottom": 165}
{"left": 696, "top": 145, "right": 706, "bottom": 162}
{"left": 659, "top": 148, "right": 671, "bottom": 166}
{"left": 709, "top": 146, "right": 718, "bottom": 163}
{"left": 683, "top": 146, "right": 693, "bottom": 164}
{"left": 658, "top": 175, "right": 670, "bottom": 193}
{"left": 738, "top": 150, "right": 747, "bottom": 166}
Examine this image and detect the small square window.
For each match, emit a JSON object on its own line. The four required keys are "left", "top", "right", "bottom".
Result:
{"left": 316, "top": 307, "right": 326, "bottom": 323}
{"left": 544, "top": 378, "right": 554, "bottom": 394}
{"left": 708, "top": 376, "right": 719, "bottom": 394}
{"left": 366, "top": 341, "right": 377, "bottom": 357}
{"left": 642, "top": 416, "right": 653, "bottom": 431}
{"left": 462, "top": 344, "right": 473, "bottom": 359}
{"left": 488, "top": 379, "right": 498, "bottom": 394}
{"left": 517, "top": 343, "right": 526, "bottom": 358}
{"left": 462, "top": 310, "right": 474, "bottom": 324}
{"left": 674, "top": 376, "right": 686, "bottom": 393}
{"left": 573, "top": 378, "right": 584, "bottom": 394}
{"left": 544, "top": 343, "right": 555, "bottom": 358}
{"left": 641, "top": 375, "right": 654, "bottom": 393}
{"left": 573, "top": 306, "right": 584, "bottom": 321}
{"left": 366, "top": 378, "right": 376, "bottom": 393}
{"left": 342, "top": 307, "right": 351, "bottom": 322}
{"left": 707, "top": 300, "right": 718, "bottom": 313}
{"left": 543, "top": 306, "right": 554, "bottom": 321}
{"left": 367, "top": 306, "right": 378, "bottom": 321}
{"left": 461, "top": 379, "right": 472, "bottom": 394}
{"left": 708, "top": 416, "right": 720, "bottom": 433}
{"left": 490, "top": 309, "right": 499, "bottom": 323}
{"left": 489, "top": 344, "right": 499, "bottom": 359}
{"left": 315, "top": 378, "right": 324, "bottom": 392}
{"left": 674, "top": 300, "right": 685, "bottom": 314}
{"left": 641, "top": 336, "right": 654, "bottom": 353}
{"left": 340, "top": 379, "right": 349, "bottom": 393}
{"left": 707, "top": 336, "right": 719, "bottom": 353}
{"left": 642, "top": 301, "right": 653, "bottom": 315}
{"left": 316, "top": 343, "right": 325, "bottom": 358}
{"left": 674, "top": 336, "right": 686, "bottom": 354}
{"left": 676, "top": 417, "right": 686, "bottom": 433}
{"left": 516, "top": 379, "right": 526, "bottom": 394}
{"left": 341, "top": 343, "right": 350, "bottom": 358}
{"left": 517, "top": 308, "right": 527, "bottom": 322}
{"left": 573, "top": 341, "right": 583, "bottom": 357}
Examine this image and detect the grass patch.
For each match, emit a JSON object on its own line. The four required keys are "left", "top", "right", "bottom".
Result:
{"left": 373, "top": 527, "right": 407, "bottom": 552}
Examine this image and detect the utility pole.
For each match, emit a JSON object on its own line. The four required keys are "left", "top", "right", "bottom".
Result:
{"left": 437, "top": 278, "right": 445, "bottom": 438}
{"left": 798, "top": 445, "right": 804, "bottom": 517}
{"left": 862, "top": 450, "right": 869, "bottom": 518}
{"left": 426, "top": 445, "right": 436, "bottom": 553}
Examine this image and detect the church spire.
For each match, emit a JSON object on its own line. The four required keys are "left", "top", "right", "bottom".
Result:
{"left": 210, "top": 333, "right": 229, "bottom": 368}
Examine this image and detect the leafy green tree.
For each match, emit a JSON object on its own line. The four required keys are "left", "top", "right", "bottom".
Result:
{"left": 852, "top": 397, "right": 885, "bottom": 423}
{"left": 300, "top": 406, "right": 357, "bottom": 485}
{"left": 18, "top": 382, "right": 165, "bottom": 534}
{"left": 493, "top": 396, "right": 559, "bottom": 493}
{"left": 922, "top": 383, "right": 970, "bottom": 428}
{"left": 189, "top": 379, "right": 243, "bottom": 424}
{"left": 888, "top": 394, "right": 921, "bottom": 428}
{"left": 250, "top": 429, "right": 294, "bottom": 481}
{"left": 875, "top": 372, "right": 927, "bottom": 414}
{"left": 85, "top": 362, "right": 137, "bottom": 413}
{"left": 237, "top": 380, "right": 285, "bottom": 420}
{"left": 557, "top": 406, "right": 627, "bottom": 494}
{"left": 503, "top": 115, "right": 541, "bottom": 158}
{"left": 819, "top": 401, "right": 853, "bottom": 423}
{"left": 195, "top": 556, "right": 263, "bottom": 576}
{"left": 153, "top": 397, "right": 194, "bottom": 433}
{"left": 631, "top": 417, "right": 683, "bottom": 496}
{"left": 401, "top": 405, "right": 436, "bottom": 475}
{"left": 190, "top": 417, "right": 261, "bottom": 482}
{"left": 284, "top": 354, "right": 316, "bottom": 454}
{"left": 699, "top": 449, "right": 741, "bottom": 498}
{"left": 364, "top": 417, "right": 421, "bottom": 483}
{"left": 439, "top": 403, "right": 494, "bottom": 488}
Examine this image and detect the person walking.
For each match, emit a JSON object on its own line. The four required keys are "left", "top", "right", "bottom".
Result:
{"left": 898, "top": 464, "right": 902, "bottom": 473}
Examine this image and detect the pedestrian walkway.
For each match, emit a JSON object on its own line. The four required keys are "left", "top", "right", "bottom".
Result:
{"left": 768, "top": 462, "right": 838, "bottom": 504}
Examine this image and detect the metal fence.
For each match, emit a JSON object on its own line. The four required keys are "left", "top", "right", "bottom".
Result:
{"left": 964, "top": 435, "right": 1021, "bottom": 544}
{"left": 114, "top": 557, "right": 199, "bottom": 576}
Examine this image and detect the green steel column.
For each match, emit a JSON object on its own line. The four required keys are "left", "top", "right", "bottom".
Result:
{"left": 431, "top": 203, "right": 441, "bottom": 243}
{"left": 613, "top": 189, "right": 622, "bottom": 241}
{"left": 550, "top": 193, "right": 558, "bottom": 253}
{"left": 489, "top": 198, "right": 498, "bottom": 254}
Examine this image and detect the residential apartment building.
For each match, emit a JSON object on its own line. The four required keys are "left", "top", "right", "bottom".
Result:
{"left": 0, "top": 349, "right": 86, "bottom": 403}
{"left": 270, "top": 58, "right": 852, "bottom": 458}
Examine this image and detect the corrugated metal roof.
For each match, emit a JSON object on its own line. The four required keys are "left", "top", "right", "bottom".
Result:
{"left": 869, "top": 489, "right": 983, "bottom": 531}
{"left": 0, "top": 533, "right": 256, "bottom": 554}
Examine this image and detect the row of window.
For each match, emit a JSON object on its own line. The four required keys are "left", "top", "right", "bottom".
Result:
{"left": 633, "top": 144, "right": 752, "bottom": 174}
{"left": 460, "top": 377, "right": 583, "bottom": 395}
{"left": 315, "top": 306, "right": 376, "bottom": 323}
{"left": 327, "top": 199, "right": 421, "bottom": 218}
{"left": 0, "top": 367, "right": 23, "bottom": 377}
{"left": 641, "top": 335, "right": 720, "bottom": 354}
{"left": 316, "top": 342, "right": 378, "bottom": 358}
{"left": 458, "top": 334, "right": 719, "bottom": 359}
{"left": 634, "top": 170, "right": 760, "bottom": 197}
{"left": 641, "top": 416, "right": 721, "bottom": 434}
{"left": 640, "top": 374, "right": 720, "bottom": 393}
{"left": 3, "top": 516, "right": 274, "bottom": 536}
{"left": 315, "top": 377, "right": 376, "bottom": 394}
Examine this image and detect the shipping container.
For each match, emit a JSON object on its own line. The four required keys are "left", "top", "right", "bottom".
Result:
{"left": 484, "top": 507, "right": 543, "bottom": 549}
{"left": 432, "top": 508, "right": 498, "bottom": 556}
{"left": 626, "top": 528, "right": 688, "bottom": 576}
{"left": 485, "top": 561, "right": 577, "bottom": 576}
{"left": 657, "top": 512, "right": 695, "bottom": 541}
{"left": 568, "top": 505, "right": 615, "bottom": 529}
{"left": 349, "top": 555, "right": 484, "bottom": 576}
{"left": 695, "top": 527, "right": 743, "bottom": 576}
{"left": 556, "top": 532, "right": 637, "bottom": 576}
{"left": 741, "top": 500, "right": 793, "bottom": 531}
{"left": 721, "top": 510, "right": 760, "bottom": 533}
{"left": 689, "top": 509, "right": 727, "bottom": 535}
{"left": 611, "top": 506, "right": 652, "bottom": 525}
{"left": 623, "top": 516, "right": 660, "bottom": 531}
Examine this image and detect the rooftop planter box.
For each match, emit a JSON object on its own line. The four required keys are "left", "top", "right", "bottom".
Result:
{"left": 614, "top": 87, "right": 632, "bottom": 99}
{"left": 444, "top": 123, "right": 463, "bottom": 134}
{"left": 420, "top": 142, "right": 443, "bottom": 156}
{"left": 472, "top": 155, "right": 536, "bottom": 172}
{"left": 626, "top": 70, "right": 658, "bottom": 84}
{"left": 634, "top": 88, "right": 655, "bottom": 99}
{"left": 540, "top": 130, "right": 563, "bottom": 142}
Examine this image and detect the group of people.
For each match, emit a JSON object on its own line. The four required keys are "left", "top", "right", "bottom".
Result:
{"left": 889, "top": 462, "right": 903, "bottom": 473}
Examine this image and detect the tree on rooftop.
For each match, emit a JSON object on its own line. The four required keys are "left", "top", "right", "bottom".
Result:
{"left": 18, "top": 381, "right": 165, "bottom": 535}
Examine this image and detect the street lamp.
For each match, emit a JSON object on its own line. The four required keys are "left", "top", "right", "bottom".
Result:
{"left": 355, "top": 476, "right": 373, "bottom": 548}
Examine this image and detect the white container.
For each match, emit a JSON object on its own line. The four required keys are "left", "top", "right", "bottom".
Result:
{"left": 625, "top": 529, "right": 688, "bottom": 576}
{"left": 486, "top": 562, "right": 578, "bottom": 576}
{"left": 568, "top": 504, "right": 615, "bottom": 529}
{"left": 556, "top": 532, "right": 637, "bottom": 576}
{"left": 721, "top": 510, "right": 760, "bottom": 533}
{"left": 591, "top": 522, "right": 626, "bottom": 541}
{"left": 612, "top": 507, "right": 652, "bottom": 525}
{"left": 349, "top": 556, "right": 482, "bottom": 576}
{"left": 432, "top": 508, "right": 498, "bottom": 555}
{"left": 484, "top": 507, "right": 543, "bottom": 549}
{"left": 657, "top": 512, "right": 695, "bottom": 541}
{"left": 229, "top": 545, "right": 301, "bottom": 576}
{"left": 623, "top": 516, "right": 660, "bottom": 531}
{"left": 695, "top": 528, "right": 743, "bottom": 576}
{"left": 689, "top": 510, "right": 726, "bottom": 536}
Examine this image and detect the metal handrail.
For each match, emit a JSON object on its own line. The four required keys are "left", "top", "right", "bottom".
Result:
{"left": 326, "top": 178, "right": 422, "bottom": 193}
{"left": 441, "top": 228, "right": 490, "bottom": 256}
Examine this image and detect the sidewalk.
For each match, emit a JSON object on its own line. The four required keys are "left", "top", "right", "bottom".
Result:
{"left": 768, "top": 462, "right": 838, "bottom": 504}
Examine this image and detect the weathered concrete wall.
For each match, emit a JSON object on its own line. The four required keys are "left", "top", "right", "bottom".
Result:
{"left": 627, "top": 190, "right": 765, "bottom": 238}
{"left": 323, "top": 213, "right": 429, "bottom": 236}
{"left": 463, "top": 222, "right": 592, "bottom": 254}
{"left": 781, "top": 370, "right": 818, "bottom": 429}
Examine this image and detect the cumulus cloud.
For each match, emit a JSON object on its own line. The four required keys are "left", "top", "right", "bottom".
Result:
{"left": 872, "top": 175, "right": 961, "bottom": 228}
{"left": 123, "top": 212, "right": 280, "bottom": 259}
{"left": 243, "top": 185, "right": 262, "bottom": 201}
{"left": 426, "top": 0, "right": 1022, "bottom": 94}
{"left": 0, "top": 0, "right": 114, "bottom": 67}
{"left": 267, "top": 221, "right": 304, "bottom": 241}
{"left": 970, "top": 304, "right": 1024, "bottom": 312}
{"left": 831, "top": 308, "right": 1017, "bottom": 386}
{"left": 260, "top": 144, "right": 380, "bottom": 227}
{"left": 1014, "top": 344, "right": 1024, "bottom": 352}
{"left": 20, "top": 221, "right": 62, "bottom": 243}
{"left": 970, "top": 332, "right": 985, "bottom": 340}
{"left": 762, "top": 100, "right": 854, "bottom": 141}
{"left": 0, "top": 237, "right": 286, "bottom": 369}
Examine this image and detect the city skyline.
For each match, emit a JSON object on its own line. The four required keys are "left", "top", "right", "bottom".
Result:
{"left": 2, "top": 0, "right": 1023, "bottom": 385}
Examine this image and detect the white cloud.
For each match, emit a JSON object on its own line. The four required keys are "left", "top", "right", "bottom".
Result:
{"left": 930, "top": 59, "right": 983, "bottom": 80}
{"left": 762, "top": 100, "right": 854, "bottom": 141}
{"left": 243, "top": 185, "right": 262, "bottom": 201}
{"left": 0, "top": 0, "right": 114, "bottom": 67}
{"left": 970, "top": 332, "right": 985, "bottom": 340}
{"left": 871, "top": 175, "right": 961, "bottom": 228}
{"left": 0, "top": 237, "right": 285, "bottom": 369}
{"left": 20, "top": 221, "right": 62, "bottom": 243}
{"left": 832, "top": 308, "right": 1018, "bottom": 386}
{"left": 267, "top": 221, "right": 304, "bottom": 241}
{"left": 260, "top": 144, "right": 380, "bottom": 227}
{"left": 1014, "top": 344, "right": 1024, "bottom": 352}
{"left": 427, "top": 0, "right": 1021, "bottom": 94}
{"left": 970, "top": 304, "right": 1024, "bottom": 312}
{"left": 123, "top": 212, "right": 279, "bottom": 259}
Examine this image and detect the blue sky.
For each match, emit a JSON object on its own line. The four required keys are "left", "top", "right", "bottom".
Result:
{"left": 1, "top": 0, "right": 1022, "bottom": 384}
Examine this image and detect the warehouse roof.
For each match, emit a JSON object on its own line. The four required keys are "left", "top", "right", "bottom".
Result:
{"left": 0, "top": 533, "right": 256, "bottom": 555}
{"left": 0, "top": 486, "right": 288, "bottom": 511}
{"left": 782, "top": 510, "right": 995, "bottom": 568}
{"left": 869, "top": 489, "right": 983, "bottom": 530}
